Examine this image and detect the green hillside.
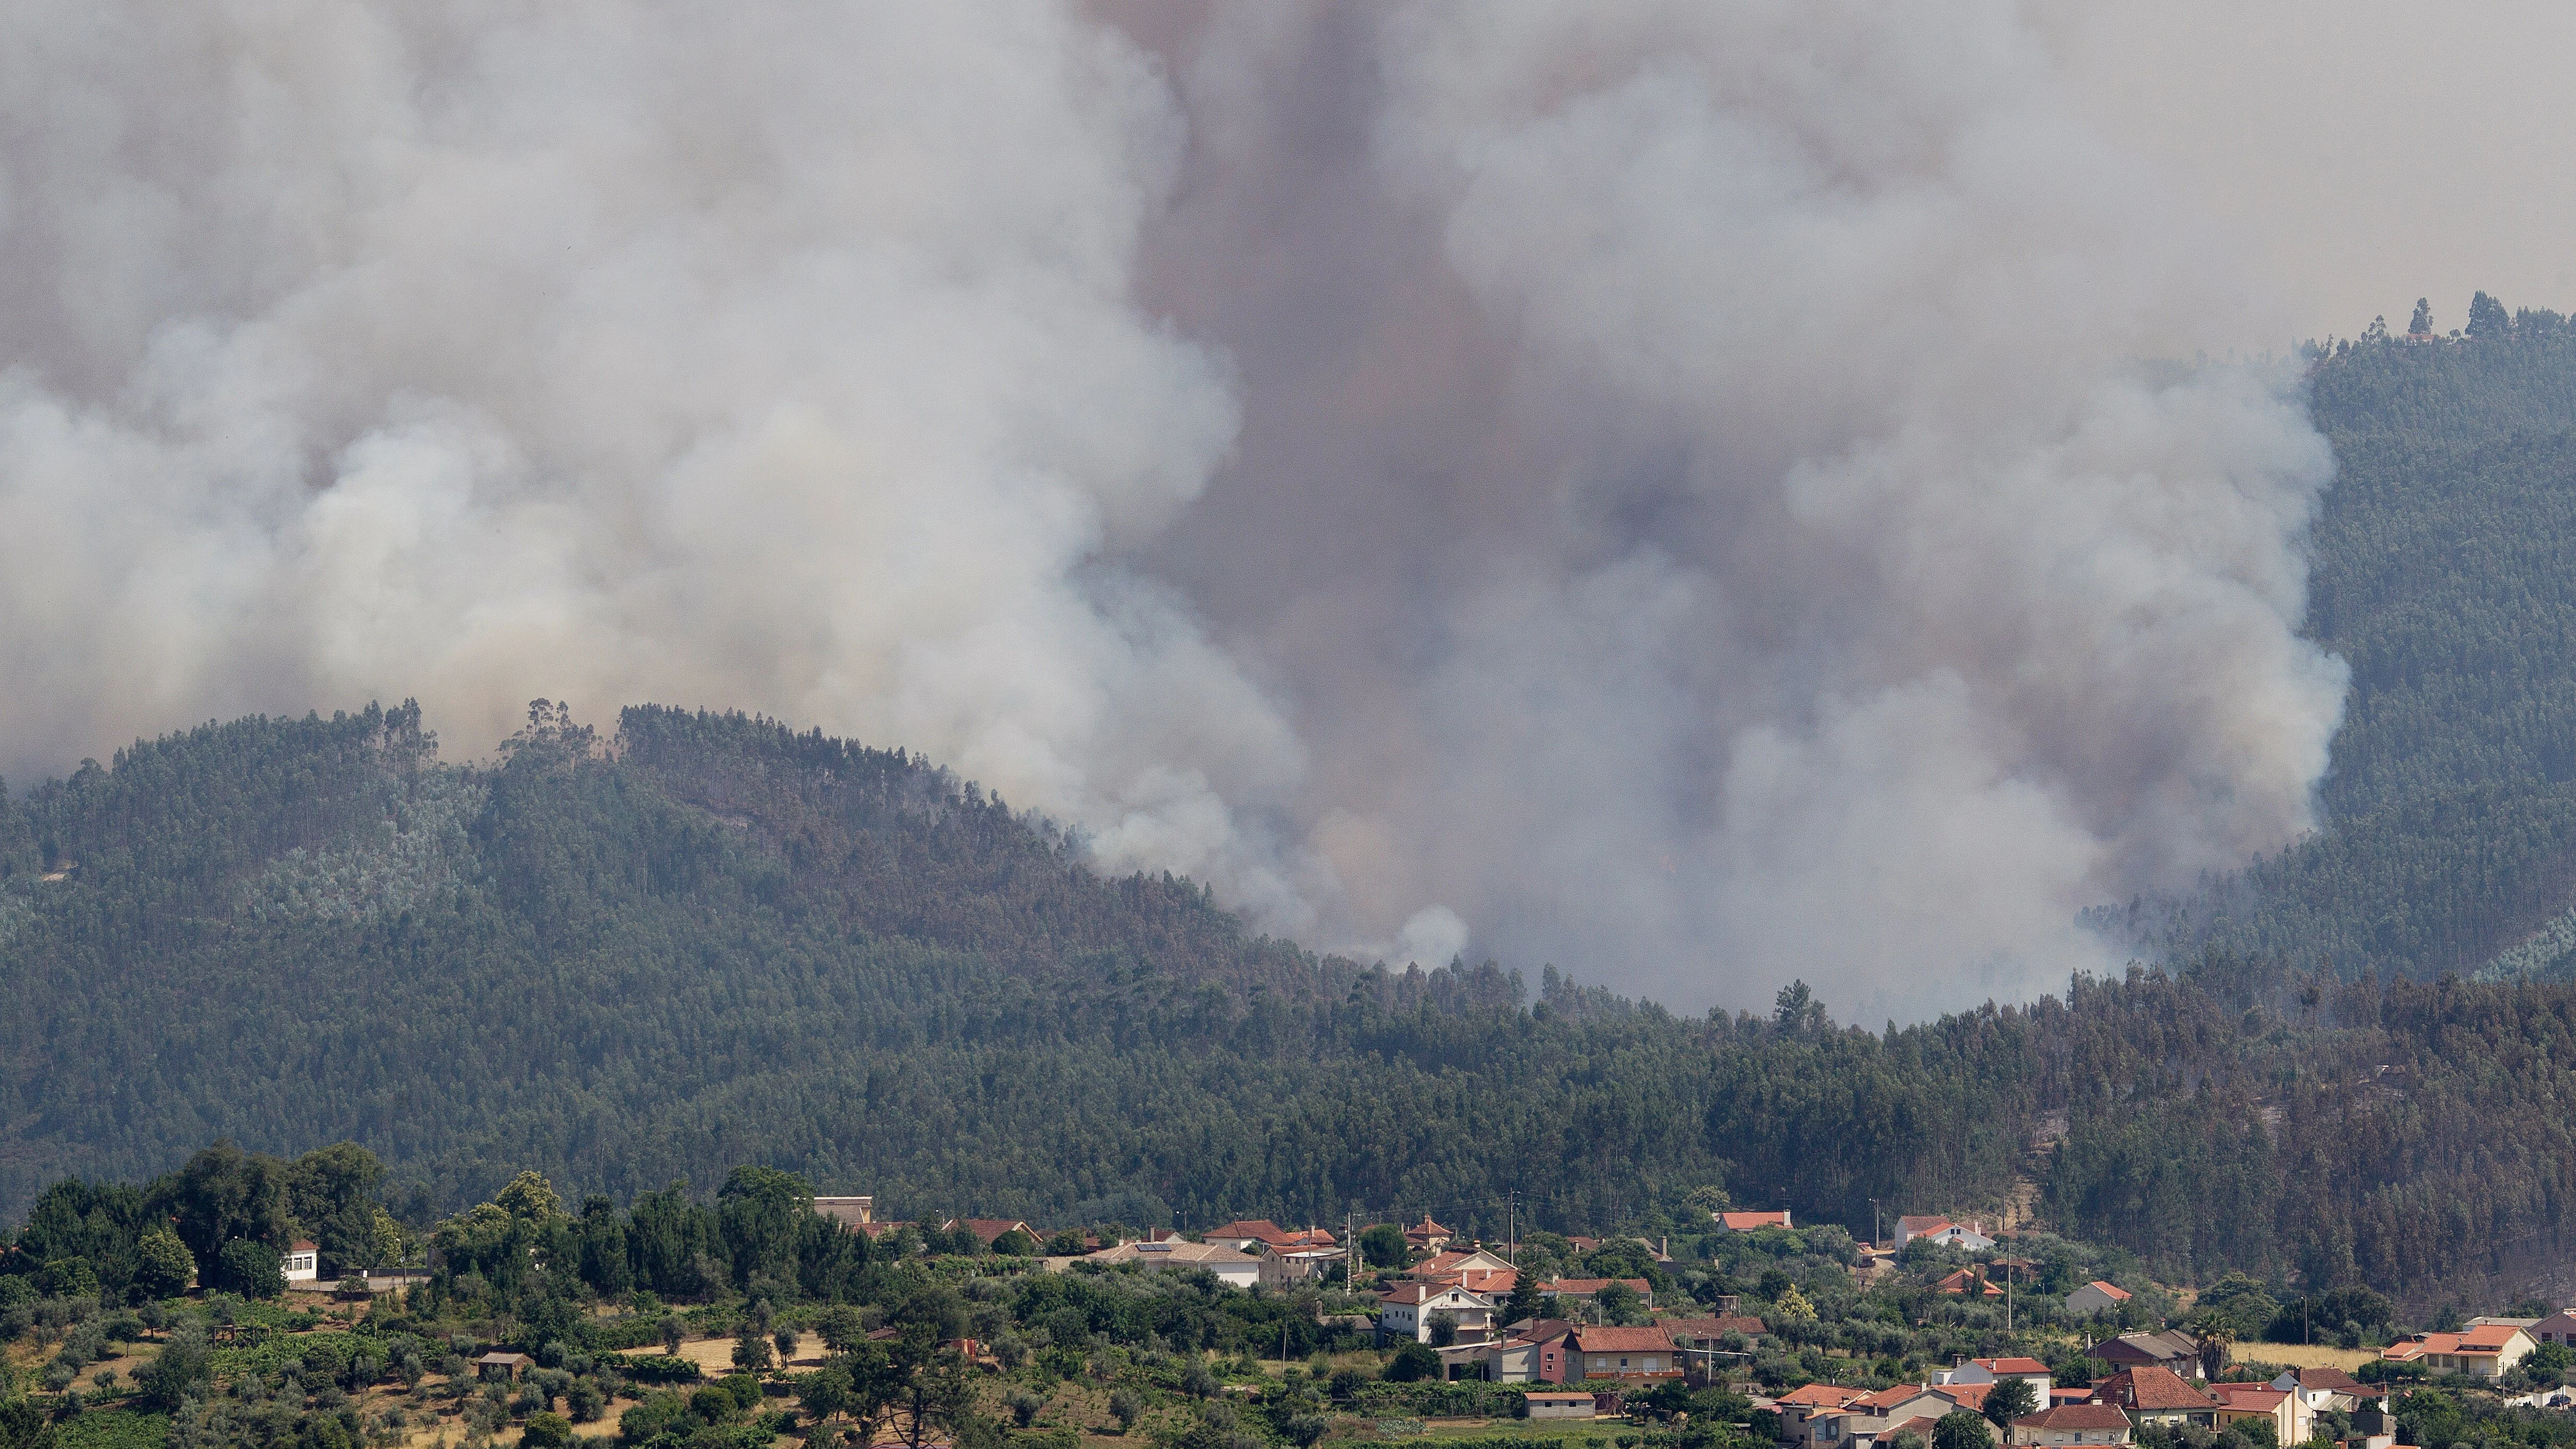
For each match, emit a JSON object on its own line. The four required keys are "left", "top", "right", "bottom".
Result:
{"left": 6, "top": 701, "right": 2576, "bottom": 1300}
{"left": 2105, "top": 300, "right": 2576, "bottom": 982}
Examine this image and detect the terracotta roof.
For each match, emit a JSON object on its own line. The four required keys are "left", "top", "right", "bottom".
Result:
{"left": 950, "top": 1219, "right": 1034, "bottom": 1245}
{"left": 1569, "top": 1325, "right": 1682, "bottom": 1353}
{"left": 2092, "top": 1367, "right": 2218, "bottom": 1412}
{"left": 1936, "top": 1267, "right": 2001, "bottom": 1296}
{"left": 2015, "top": 1405, "right": 2132, "bottom": 1432}
{"left": 2079, "top": 1280, "right": 2133, "bottom": 1302}
{"left": 1897, "top": 1215, "right": 1953, "bottom": 1233}
{"left": 1857, "top": 1385, "right": 1928, "bottom": 1412}
{"left": 1778, "top": 1384, "right": 1868, "bottom": 1409}
{"left": 1883, "top": 1416, "right": 1944, "bottom": 1441}
{"left": 2215, "top": 1386, "right": 2288, "bottom": 1411}
{"left": 2289, "top": 1367, "right": 2368, "bottom": 1393}
{"left": 1526, "top": 1392, "right": 1598, "bottom": 1403}
{"left": 291, "top": 1240, "right": 318, "bottom": 1252}
{"left": 1718, "top": 1210, "right": 1792, "bottom": 1231}
{"left": 1205, "top": 1219, "right": 1289, "bottom": 1244}
{"left": 1403, "top": 1215, "right": 1453, "bottom": 1238}
{"left": 1379, "top": 1281, "right": 1487, "bottom": 1306}
{"left": 1940, "top": 1383, "right": 1995, "bottom": 1411}
{"left": 1543, "top": 1277, "right": 1652, "bottom": 1297}
{"left": 2382, "top": 1328, "right": 2527, "bottom": 1361}
{"left": 1977, "top": 1358, "right": 2051, "bottom": 1375}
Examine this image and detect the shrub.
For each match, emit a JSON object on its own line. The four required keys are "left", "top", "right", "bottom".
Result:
{"left": 523, "top": 1413, "right": 573, "bottom": 1449}
{"left": 1385, "top": 1344, "right": 1442, "bottom": 1383}
{"left": 620, "top": 1355, "right": 704, "bottom": 1384}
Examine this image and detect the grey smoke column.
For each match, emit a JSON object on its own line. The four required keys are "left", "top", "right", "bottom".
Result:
{"left": 1124, "top": 1, "right": 2347, "bottom": 1019}
{"left": 0, "top": 0, "right": 2346, "bottom": 1019}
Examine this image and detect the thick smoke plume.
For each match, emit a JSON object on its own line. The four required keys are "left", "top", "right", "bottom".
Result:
{"left": 0, "top": 1, "right": 2346, "bottom": 1019}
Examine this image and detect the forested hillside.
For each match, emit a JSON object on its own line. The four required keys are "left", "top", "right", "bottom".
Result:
{"left": 2110, "top": 300, "right": 2576, "bottom": 981}
{"left": 7, "top": 703, "right": 2576, "bottom": 1303}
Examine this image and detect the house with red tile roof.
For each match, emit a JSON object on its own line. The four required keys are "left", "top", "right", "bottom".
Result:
{"left": 1714, "top": 1209, "right": 1794, "bottom": 1231}
{"left": 1203, "top": 1220, "right": 1323, "bottom": 1254}
{"left": 1408, "top": 1247, "right": 1517, "bottom": 1295}
{"left": 1401, "top": 1216, "right": 1456, "bottom": 1253}
{"left": 1897, "top": 1216, "right": 1996, "bottom": 1251}
{"left": 1935, "top": 1267, "right": 2002, "bottom": 1297}
{"left": 2211, "top": 1384, "right": 2304, "bottom": 1444}
{"left": 2380, "top": 1322, "right": 2535, "bottom": 1380}
{"left": 943, "top": 1218, "right": 1037, "bottom": 1249}
{"left": 1564, "top": 1325, "right": 1682, "bottom": 1382}
{"left": 1947, "top": 1358, "right": 2052, "bottom": 1396}
{"left": 2266, "top": 1365, "right": 2374, "bottom": 1414}
{"left": 2008, "top": 1405, "right": 2132, "bottom": 1447}
{"left": 2087, "top": 1367, "right": 2218, "bottom": 1428}
{"left": 1377, "top": 1280, "right": 1496, "bottom": 1345}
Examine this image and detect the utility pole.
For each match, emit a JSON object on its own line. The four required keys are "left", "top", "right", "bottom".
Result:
{"left": 1869, "top": 1199, "right": 1881, "bottom": 1250}
{"left": 1507, "top": 1190, "right": 1517, "bottom": 1271}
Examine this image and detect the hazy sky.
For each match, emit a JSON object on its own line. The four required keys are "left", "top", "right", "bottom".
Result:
{"left": 2047, "top": 3, "right": 2576, "bottom": 349}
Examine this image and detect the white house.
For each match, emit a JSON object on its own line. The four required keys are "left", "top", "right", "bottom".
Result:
{"left": 1948, "top": 1357, "right": 2055, "bottom": 1398}
{"left": 284, "top": 1240, "right": 321, "bottom": 1283}
{"left": 1377, "top": 1281, "right": 1496, "bottom": 1344}
{"left": 1526, "top": 1392, "right": 1598, "bottom": 1420}
{"left": 1895, "top": 1216, "right": 1997, "bottom": 1251}
{"left": 2064, "top": 1281, "right": 2132, "bottom": 1317}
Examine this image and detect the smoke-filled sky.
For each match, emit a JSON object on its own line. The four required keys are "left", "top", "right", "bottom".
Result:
{"left": 0, "top": 1, "right": 2382, "bottom": 1020}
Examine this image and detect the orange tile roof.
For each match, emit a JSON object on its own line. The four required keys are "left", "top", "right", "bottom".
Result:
{"left": 1569, "top": 1325, "right": 1682, "bottom": 1353}
{"left": 1778, "top": 1384, "right": 1868, "bottom": 1409}
{"left": 2094, "top": 1367, "right": 2219, "bottom": 1412}
{"left": 1940, "top": 1384, "right": 1995, "bottom": 1411}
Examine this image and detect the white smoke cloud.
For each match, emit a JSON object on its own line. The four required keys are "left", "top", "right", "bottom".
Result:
{"left": 0, "top": 0, "right": 1321, "bottom": 923}
{"left": 0, "top": 0, "right": 2347, "bottom": 1020}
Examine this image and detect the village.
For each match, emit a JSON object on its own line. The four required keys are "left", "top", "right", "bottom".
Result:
{"left": 8, "top": 1190, "right": 2573, "bottom": 1449}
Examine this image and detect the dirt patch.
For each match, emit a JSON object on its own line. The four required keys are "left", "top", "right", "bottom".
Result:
{"left": 2233, "top": 1343, "right": 2380, "bottom": 1371}
{"left": 618, "top": 1334, "right": 814, "bottom": 1374}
